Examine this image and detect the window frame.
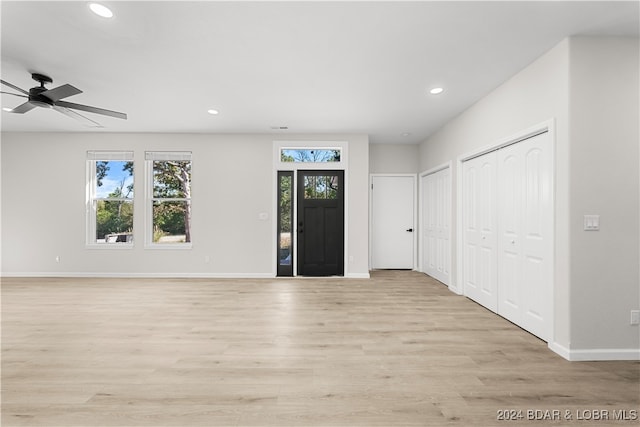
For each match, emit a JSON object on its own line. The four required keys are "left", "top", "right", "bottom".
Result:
{"left": 144, "top": 151, "right": 193, "bottom": 249}
{"left": 275, "top": 141, "right": 347, "bottom": 171}
{"left": 86, "top": 151, "right": 135, "bottom": 249}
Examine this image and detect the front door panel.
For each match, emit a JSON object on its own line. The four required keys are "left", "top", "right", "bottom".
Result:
{"left": 297, "top": 170, "right": 344, "bottom": 276}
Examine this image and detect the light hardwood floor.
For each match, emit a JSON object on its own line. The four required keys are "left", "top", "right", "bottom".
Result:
{"left": 2, "top": 271, "right": 638, "bottom": 426}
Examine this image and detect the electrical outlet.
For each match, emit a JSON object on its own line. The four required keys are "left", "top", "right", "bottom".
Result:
{"left": 204, "top": 255, "right": 210, "bottom": 263}
{"left": 55, "top": 255, "right": 60, "bottom": 263}
{"left": 631, "top": 310, "right": 640, "bottom": 326}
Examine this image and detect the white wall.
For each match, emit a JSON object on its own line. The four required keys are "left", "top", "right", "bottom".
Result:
{"left": 369, "top": 143, "right": 419, "bottom": 174}
{"left": 1, "top": 132, "right": 370, "bottom": 278}
{"left": 418, "top": 36, "right": 640, "bottom": 360}
{"left": 568, "top": 37, "right": 639, "bottom": 354}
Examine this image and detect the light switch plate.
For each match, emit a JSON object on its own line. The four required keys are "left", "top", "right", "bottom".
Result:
{"left": 584, "top": 215, "right": 600, "bottom": 231}
{"left": 631, "top": 310, "right": 640, "bottom": 325}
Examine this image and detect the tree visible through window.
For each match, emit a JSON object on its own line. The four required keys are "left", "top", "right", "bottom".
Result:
{"left": 87, "top": 152, "right": 134, "bottom": 245}
{"left": 148, "top": 153, "right": 192, "bottom": 244}
{"left": 304, "top": 175, "right": 339, "bottom": 199}
{"left": 281, "top": 149, "right": 341, "bottom": 163}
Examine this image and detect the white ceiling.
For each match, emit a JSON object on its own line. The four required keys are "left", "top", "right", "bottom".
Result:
{"left": 1, "top": 1, "right": 638, "bottom": 144}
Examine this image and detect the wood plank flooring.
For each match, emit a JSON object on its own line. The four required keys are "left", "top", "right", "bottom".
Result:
{"left": 2, "top": 271, "right": 638, "bottom": 426}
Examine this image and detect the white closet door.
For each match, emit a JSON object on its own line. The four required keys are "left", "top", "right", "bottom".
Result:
{"left": 497, "top": 132, "right": 552, "bottom": 341}
{"left": 462, "top": 152, "right": 498, "bottom": 312}
{"left": 422, "top": 168, "right": 451, "bottom": 285}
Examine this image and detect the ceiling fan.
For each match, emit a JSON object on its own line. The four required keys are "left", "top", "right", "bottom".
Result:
{"left": 1, "top": 72, "right": 127, "bottom": 127}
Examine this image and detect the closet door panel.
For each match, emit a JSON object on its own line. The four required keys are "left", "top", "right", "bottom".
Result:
{"left": 462, "top": 152, "right": 497, "bottom": 312}
{"left": 496, "top": 132, "right": 552, "bottom": 341}
{"left": 520, "top": 134, "right": 553, "bottom": 340}
{"left": 422, "top": 167, "right": 450, "bottom": 285}
{"left": 497, "top": 149, "right": 523, "bottom": 323}
{"left": 423, "top": 174, "right": 438, "bottom": 275}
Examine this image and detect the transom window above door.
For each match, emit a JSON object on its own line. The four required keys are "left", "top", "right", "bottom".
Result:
{"left": 280, "top": 149, "right": 341, "bottom": 163}
{"left": 274, "top": 141, "right": 347, "bottom": 171}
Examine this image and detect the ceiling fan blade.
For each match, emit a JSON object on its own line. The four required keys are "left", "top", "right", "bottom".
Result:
{"left": 55, "top": 100, "right": 127, "bottom": 120}
{"left": 10, "top": 102, "right": 37, "bottom": 114}
{"left": 1, "top": 79, "right": 29, "bottom": 95}
{"left": 53, "top": 105, "right": 103, "bottom": 128}
{"left": 42, "top": 84, "right": 82, "bottom": 102}
{"left": 1, "top": 91, "right": 28, "bottom": 99}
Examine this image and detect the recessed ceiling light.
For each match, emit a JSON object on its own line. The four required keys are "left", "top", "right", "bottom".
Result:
{"left": 207, "top": 109, "right": 219, "bottom": 115}
{"left": 430, "top": 87, "right": 444, "bottom": 95}
{"left": 401, "top": 132, "right": 411, "bottom": 137}
{"left": 89, "top": 3, "right": 114, "bottom": 18}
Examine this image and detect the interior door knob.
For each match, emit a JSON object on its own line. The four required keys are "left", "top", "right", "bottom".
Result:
{"left": 406, "top": 228, "right": 413, "bottom": 232}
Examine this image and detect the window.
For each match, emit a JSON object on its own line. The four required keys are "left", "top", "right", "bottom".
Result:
{"left": 303, "top": 174, "right": 339, "bottom": 199}
{"left": 277, "top": 171, "right": 293, "bottom": 276}
{"left": 281, "top": 148, "right": 341, "bottom": 163}
{"left": 146, "top": 151, "right": 192, "bottom": 246}
{"left": 86, "top": 151, "right": 134, "bottom": 246}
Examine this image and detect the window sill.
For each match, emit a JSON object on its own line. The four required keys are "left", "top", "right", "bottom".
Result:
{"left": 144, "top": 243, "right": 193, "bottom": 250}
{"left": 86, "top": 244, "right": 134, "bottom": 250}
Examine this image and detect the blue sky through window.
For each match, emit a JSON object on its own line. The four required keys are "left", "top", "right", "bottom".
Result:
{"left": 281, "top": 149, "right": 340, "bottom": 162}
{"left": 96, "top": 161, "right": 134, "bottom": 198}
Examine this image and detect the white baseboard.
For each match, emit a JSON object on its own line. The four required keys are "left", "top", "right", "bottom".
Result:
{"left": 2, "top": 271, "right": 372, "bottom": 279}
{"left": 549, "top": 341, "right": 640, "bottom": 361}
{"left": 548, "top": 342, "right": 572, "bottom": 360}
{"left": 448, "top": 285, "right": 464, "bottom": 295}
{"left": 346, "top": 272, "right": 371, "bottom": 279}
{"left": 1, "top": 271, "right": 276, "bottom": 279}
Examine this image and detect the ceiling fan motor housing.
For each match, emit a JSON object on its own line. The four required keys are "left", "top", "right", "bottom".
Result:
{"left": 31, "top": 73, "right": 53, "bottom": 85}
{"left": 29, "top": 87, "right": 54, "bottom": 108}
{"left": 28, "top": 73, "right": 54, "bottom": 108}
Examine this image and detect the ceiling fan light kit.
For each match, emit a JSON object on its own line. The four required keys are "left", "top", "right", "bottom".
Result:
{"left": 1, "top": 72, "right": 127, "bottom": 127}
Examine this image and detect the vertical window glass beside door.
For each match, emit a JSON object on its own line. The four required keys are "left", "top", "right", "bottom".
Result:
{"left": 277, "top": 171, "right": 293, "bottom": 276}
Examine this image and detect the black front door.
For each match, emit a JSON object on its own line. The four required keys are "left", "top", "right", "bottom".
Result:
{"left": 297, "top": 170, "right": 344, "bottom": 276}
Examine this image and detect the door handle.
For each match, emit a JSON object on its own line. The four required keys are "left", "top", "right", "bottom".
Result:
{"left": 406, "top": 228, "right": 413, "bottom": 232}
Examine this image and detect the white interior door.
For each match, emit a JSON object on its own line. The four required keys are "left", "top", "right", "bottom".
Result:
{"left": 421, "top": 167, "right": 451, "bottom": 285}
{"left": 371, "top": 175, "right": 415, "bottom": 269}
{"left": 497, "top": 132, "right": 552, "bottom": 341}
{"left": 462, "top": 152, "right": 498, "bottom": 312}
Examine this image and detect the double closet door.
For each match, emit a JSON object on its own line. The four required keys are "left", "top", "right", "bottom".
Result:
{"left": 462, "top": 131, "right": 553, "bottom": 341}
